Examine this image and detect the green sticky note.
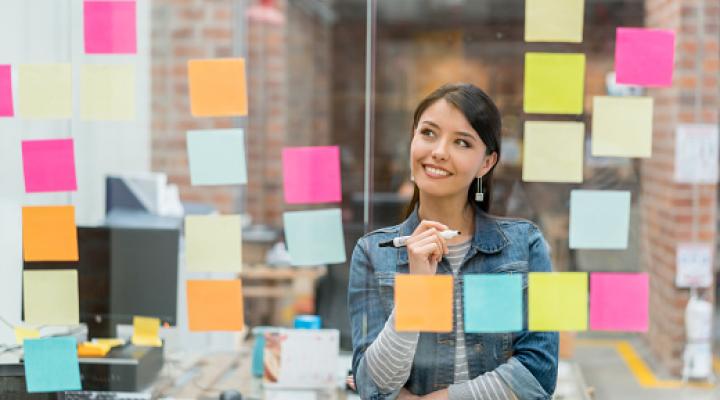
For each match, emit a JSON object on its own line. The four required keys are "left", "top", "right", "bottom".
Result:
{"left": 569, "top": 190, "right": 631, "bottom": 249}
{"left": 524, "top": 53, "right": 585, "bottom": 114}
{"left": 23, "top": 336, "right": 82, "bottom": 392}
{"left": 529, "top": 272, "right": 588, "bottom": 331}
{"left": 283, "top": 209, "right": 346, "bottom": 266}
{"left": 187, "top": 129, "right": 248, "bottom": 185}
{"left": 464, "top": 274, "right": 523, "bottom": 333}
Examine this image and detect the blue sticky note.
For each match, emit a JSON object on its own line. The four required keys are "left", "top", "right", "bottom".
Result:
{"left": 464, "top": 274, "right": 523, "bottom": 333}
{"left": 283, "top": 208, "right": 346, "bottom": 266}
{"left": 569, "top": 190, "right": 631, "bottom": 249}
{"left": 23, "top": 336, "right": 81, "bottom": 393}
{"left": 187, "top": 129, "right": 247, "bottom": 185}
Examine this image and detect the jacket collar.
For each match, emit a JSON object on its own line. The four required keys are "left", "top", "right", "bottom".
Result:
{"left": 397, "top": 203, "right": 509, "bottom": 264}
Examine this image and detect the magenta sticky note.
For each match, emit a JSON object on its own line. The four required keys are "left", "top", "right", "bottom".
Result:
{"left": 615, "top": 27, "right": 675, "bottom": 87}
{"left": 0, "top": 65, "right": 13, "bottom": 117}
{"left": 282, "top": 146, "right": 342, "bottom": 204}
{"left": 22, "top": 139, "right": 78, "bottom": 193}
{"left": 84, "top": 1, "right": 137, "bottom": 54}
{"left": 590, "top": 272, "right": 649, "bottom": 332}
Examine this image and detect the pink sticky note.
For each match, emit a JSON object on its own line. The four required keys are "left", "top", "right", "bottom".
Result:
{"left": 83, "top": 1, "right": 137, "bottom": 54}
{"left": 615, "top": 27, "right": 675, "bottom": 87}
{"left": 282, "top": 146, "right": 342, "bottom": 204}
{"left": 590, "top": 272, "right": 649, "bottom": 332}
{"left": 0, "top": 65, "right": 13, "bottom": 117}
{"left": 22, "top": 139, "right": 78, "bottom": 193}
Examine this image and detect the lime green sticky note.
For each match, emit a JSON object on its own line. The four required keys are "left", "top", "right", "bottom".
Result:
{"left": 23, "top": 270, "right": 79, "bottom": 326}
{"left": 185, "top": 215, "right": 242, "bottom": 272}
{"left": 525, "top": 0, "right": 584, "bottom": 43}
{"left": 524, "top": 53, "right": 585, "bottom": 115}
{"left": 529, "top": 272, "right": 588, "bottom": 331}
{"left": 522, "top": 121, "right": 585, "bottom": 183}
{"left": 591, "top": 96, "right": 654, "bottom": 158}
{"left": 81, "top": 64, "right": 136, "bottom": 120}
{"left": 18, "top": 64, "right": 72, "bottom": 119}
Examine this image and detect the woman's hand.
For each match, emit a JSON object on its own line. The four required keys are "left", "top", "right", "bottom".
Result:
{"left": 419, "top": 388, "right": 449, "bottom": 399}
{"left": 405, "top": 220, "right": 449, "bottom": 275}
{"left": 398, "top": 388, "right": 421, "bottom": 399}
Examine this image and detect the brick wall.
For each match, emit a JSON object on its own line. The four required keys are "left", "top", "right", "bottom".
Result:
{"left": 643, "top": 0, "right": 719, "bottom": 375}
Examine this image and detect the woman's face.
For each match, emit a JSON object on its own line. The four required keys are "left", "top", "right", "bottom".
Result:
{"left": 410, "top": 98, "right": 496, "bottom": 199}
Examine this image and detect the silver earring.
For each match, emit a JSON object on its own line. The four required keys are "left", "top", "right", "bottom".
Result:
{"left": 410, "top": 174, "right": 415, "bottom": 182}
{"left": 475, "top": 176, "right": 484, "bottom": 202}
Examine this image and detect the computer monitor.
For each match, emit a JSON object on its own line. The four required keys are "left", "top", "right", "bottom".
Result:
{"left": 23, "top": 226, "right": 180, "bottom": 339}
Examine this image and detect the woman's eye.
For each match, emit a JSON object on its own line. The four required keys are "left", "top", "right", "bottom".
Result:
{"left": 456, "top": 139, "right": 470, "bottom": 148}
{"left": 420, "top": 129, "right": 435, "bottom": 137}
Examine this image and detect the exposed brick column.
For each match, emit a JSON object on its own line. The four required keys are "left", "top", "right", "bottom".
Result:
{"left": 642, "top": 0, "right": 719, "bottom": 375}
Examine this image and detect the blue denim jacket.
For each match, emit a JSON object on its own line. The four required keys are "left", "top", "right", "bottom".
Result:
{"left": 348, "top": 205, "right": 559, "bottom": 399}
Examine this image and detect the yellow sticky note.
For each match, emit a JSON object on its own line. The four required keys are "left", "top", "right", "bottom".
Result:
{"left": 78, "top": 342, "right": 112, "bottom": 357}
{"left": 23, "top": 270, "right": 79, "bottom": 326}
{"left": 92, "top": 338, "right": 125, "bottom": 348}
{"left": 131, "top": 316, "right": 162, "bottom": 347}
{"left": 591, "top": 96, "right": 654, "bottom": 158}
{"left": 14, "top": 327, "right": 40, "bottom": 344}
{"left": 18, "top": 64, "right": 72, "bottom": 118}
{"left": 522, "top": 121, "right": 585, "bottom": 183}
{"left": 525, "top": 0, "right": 584, "bottom": 43}
{"left": 524, "top": 53, "right": 585, "bottom": 115}
{"left": 395, "top": 274, "right": 453, "bottom": 332}
{"left": 188, "top": 58, "right": 248, "bottom": 117}
{"left": 81, "top": 64, "right": 136, "bottom": 120}
{"left": 185, "top": 215, "right": 242, "bottom": 272}
{"left": 529, "top": 272, "right": 588, "bottom": 331}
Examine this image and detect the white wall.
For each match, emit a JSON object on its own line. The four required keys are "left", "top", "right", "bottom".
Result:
{"left": 0, "top": 0, "right": 150, "bottom": 345}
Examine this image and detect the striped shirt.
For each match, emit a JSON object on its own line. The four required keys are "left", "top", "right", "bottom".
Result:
{"left": 364, "top": 239, "right": 517, "bottom": 399}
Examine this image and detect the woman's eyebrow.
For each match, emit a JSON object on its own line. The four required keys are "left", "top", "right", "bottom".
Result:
{"left": 420, "top": 120, "right": 477, "bottom": 140}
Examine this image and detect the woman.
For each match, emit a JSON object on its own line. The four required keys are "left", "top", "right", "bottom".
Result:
{"left": 348, "top": 83, "right": 558, "bottom": 400}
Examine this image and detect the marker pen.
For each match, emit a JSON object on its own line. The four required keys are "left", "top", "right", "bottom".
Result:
{"left": 378, "top": 230, "right": 461, "bottom": 248}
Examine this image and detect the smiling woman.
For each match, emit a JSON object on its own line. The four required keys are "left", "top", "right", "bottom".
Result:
{"left": 348, "top": 83, "right": 559, "bottom": 400}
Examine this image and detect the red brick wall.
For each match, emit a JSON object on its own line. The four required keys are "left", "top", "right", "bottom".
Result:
{"left": 643, "top": 0, "right": 719, "bottom": 375}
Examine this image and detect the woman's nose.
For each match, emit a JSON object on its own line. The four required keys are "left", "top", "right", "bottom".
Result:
{"left": 431, "top": 141, "right": 449, "bottom": 160}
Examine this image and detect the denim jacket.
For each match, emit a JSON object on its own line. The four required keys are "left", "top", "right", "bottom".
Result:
{"left": 348, "top": 205, "right": 559, "bottom": 399}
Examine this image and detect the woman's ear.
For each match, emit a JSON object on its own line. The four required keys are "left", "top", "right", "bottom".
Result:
{"left": 478, "top": 152, "right": 498, "bottom": 176}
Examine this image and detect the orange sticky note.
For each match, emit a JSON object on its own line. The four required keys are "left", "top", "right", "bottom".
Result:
{"left": 395, "top": 274, "right": 453, "bottom": 332}
{"left": 186, "top": 280, "right": 245, "bottom": 331}
{"left": 22, "top": 206, "right": 78, "bottom": 261}
{"left": 188, "top": 58, "right": 248, "bottom": 117}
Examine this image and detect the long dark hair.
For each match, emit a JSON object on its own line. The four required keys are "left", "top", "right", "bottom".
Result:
{"left": 403, "top": 83, "right": 502, "bottom": 219}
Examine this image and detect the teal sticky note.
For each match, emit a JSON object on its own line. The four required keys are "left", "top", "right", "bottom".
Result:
{"left": 23, "top": 336, "right": 81, "bottom": 393}
{"left": 187, "top": 129, "right": 247, "bottom": 185}
{"left": 283, "top": 208, "right": 346, "bottom": 266}
{"left": 569, "top": 190, "right": 631, "bottom": 249}
{"left": 464, "top": 274, "right": 523, "bottom": 333}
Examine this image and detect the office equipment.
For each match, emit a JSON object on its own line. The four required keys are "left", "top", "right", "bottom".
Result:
{"left": 61, "top": 391, "right": 151, "bottom": 400}
{"left": 77, "top": 344, "right": 163, "bottom": 392}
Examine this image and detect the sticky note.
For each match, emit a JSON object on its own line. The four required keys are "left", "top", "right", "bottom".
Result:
{"left": 187, "top": 280, "right": 245, "bottom": 331}
{"left": 591, "top": 96, "right": 653, "bottom": 158}
{"left": 18, "top": 64, "right": 72, "bottom": 119}
{"left": 464, "top": 274, "right": 523, "bottom": 333}
{"left": 395, "top": 274, "right": 453, "bottom": 332}
{"left": 84, "top": 0, "right": 137, "bottom": 54}
{"left": 283, "top": 209, "right": 346, "bottom": 266}
{"left": 23, "top": 270, "right": 79, "bottom": 326}
{"left": 615, "top": 27, "right": 675, "bottom": 87}
{"left": 187, "top": 129, "right": 248, "bottom": 185}
{"left": 22, "top": 206, "right": 78, "bottom": 262}
{"left": 188, "top": 58, "right": 248, "bottom": 117}
{"left": 131, "top": 316, "right": 162, "bottom": 347}
{"left": 674, "top": 124, "right": 719, "bottom": 184}
{"left": 185, "top": 215, "right": 242, "bottom": 272}
{"left": 282, "top": 146, "right": 342, "bottom": 204}
{"left": 569, "top": 190, "right": 631, "bottom": 249}
{"left": 528, "top": 272, "right": 587, "bottom": 331}
{"left": 80, "top": 64, "right": 135, "bottom": 120}
{"left": 23, "top": 337, "right": 81, "bottom": 393}
{"left": 524, "top": 53, "right": 585, "bottom": 114}
{"left": 0, "top": 64, "right": 13, "bottom": 117}
{"left": 590, "top": 273, "right": 648, "bottom": 332}
{"left": 525, "top": 0, "right": 584, "bottom": 43}
{"left": 14, "top": 327, "right": 40, "bottom": 344}
{"left": 522, "top": 121, "right": 584, "bottom": 183}
{"left": 22, "top": 138, "right": 77, "bottom": 193}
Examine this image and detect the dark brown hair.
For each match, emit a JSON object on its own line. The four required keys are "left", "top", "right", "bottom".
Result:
{"left": 403, "top": 83, "right": 502, "bottom": 218}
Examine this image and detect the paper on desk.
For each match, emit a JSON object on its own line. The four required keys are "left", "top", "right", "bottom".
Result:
{"left": 187, "top": 129, "right": 248, "bottom": 185}
{"left": 185, "top": 214, "right": 242, "bottom": 272}
{"left": 395, "top": 274, "right": 453, "bottom": 332}
{"left": 283, "top": 209, "right": 346, "bottom": 266}
{"left": 188, "top": 58, "right": 248, "bottom": 117}
{"left": 523, "top": 52, "right": 585, "bottom": 114}
{"left": 22, "top": 205, "right": 78, "bottom": 261}
{"left": 615, "top": 27, "right": 675, "bottom": 87}
{"left": 131, "top": 316, "right": 162, "bottom": 347}
{"left": 529, "top": 272, "right": 588, "bottom": 331}
{"left": 14, "top": 327, "right": 40, "bottom": 344}
{"left": 464, "top": 274, "right": 523, "bottom": 333}
{"left": 522, "top": 121, "right": 584, "bottom": 183}
{"left": 81, "top": 64, "right": 136, "bottom": 120}
{"left": 591, "top": 96, "right": 653, "bottom": 158}
{"left": 282, "top": 146, "right": 342, "bottom": 204}
{"left": 263, "top": 329, "right": 339, "bottom": 389}
{"left": 18, "top": 64, "right": 72, "bottom": 118}
{"left": 22, "top": 138, "right": 77, "bottom": 193}
{"left": 589, "top": 272, "right": 648, "bottom": 332}
{"left": 569, "top": 190, "right": 631, "bottom": 249}
{"left": 23, "top": 336, "right": 81, "bottom": 393}
{"left": 0, "top": 64, "right": 13, "bottom": 117}
{"left": 84, "top": 0, "right": 137, "bottom": 54}
{"left": 23, "top": 270, "right": 79, "bottom": 326}
{"left": 186, "top": 280, "right": 244, "bottom": 331}
{"left": 525, "top": 0, "right": 584, "bottom": 43}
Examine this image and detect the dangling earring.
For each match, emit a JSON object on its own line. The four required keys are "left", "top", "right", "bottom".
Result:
{"left": 475, "top": 176, "right": 484, "bottom": 202}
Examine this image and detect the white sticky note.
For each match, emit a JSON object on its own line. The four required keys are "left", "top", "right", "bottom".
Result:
{"left": 674, "top": 124, "right": 719, "bottom": 184}
{"left": 569, "top": 190, "right": 631, "bottom": 249}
